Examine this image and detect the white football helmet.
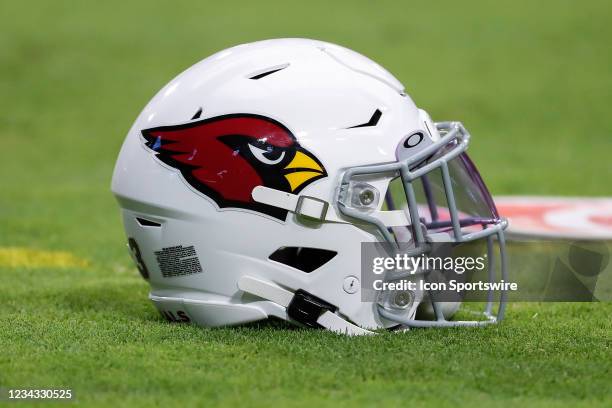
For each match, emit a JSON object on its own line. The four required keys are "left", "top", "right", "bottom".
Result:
{"left": 112, "top": 38, "right": 508, "bottom": 335}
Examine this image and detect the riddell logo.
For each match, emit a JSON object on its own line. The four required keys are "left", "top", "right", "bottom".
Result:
{"left": 142, "top": 113, "right": 327, "bottom": 220}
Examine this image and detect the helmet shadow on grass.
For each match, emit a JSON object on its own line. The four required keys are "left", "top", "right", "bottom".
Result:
{"left": 48, "top": 281, "right": 157, "bottom": 321}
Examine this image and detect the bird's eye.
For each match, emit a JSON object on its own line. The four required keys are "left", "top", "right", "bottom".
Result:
{"left": 248, "top": 143, "right": 285, "bottom": 165}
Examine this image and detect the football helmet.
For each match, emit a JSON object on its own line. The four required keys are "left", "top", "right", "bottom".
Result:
{"left": 112, "top": 38, "right": 508, "bottom": 335}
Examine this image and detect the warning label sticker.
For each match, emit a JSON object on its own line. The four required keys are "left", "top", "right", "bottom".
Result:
{"left": 154, "top": 245, "right": 203, "bottom": 278}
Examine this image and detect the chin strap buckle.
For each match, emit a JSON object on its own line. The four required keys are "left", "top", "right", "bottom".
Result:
{"left": 237, "top": 275, "right": 374, "bottom": 336}
{"left": 252, "top": 185, "right": 334, "bottom": 222}
{"left": 295, "top": 195, "right": 329, "bottom": 221}
{"left": 287, "top": 289, "right": 337, "bottom": 328}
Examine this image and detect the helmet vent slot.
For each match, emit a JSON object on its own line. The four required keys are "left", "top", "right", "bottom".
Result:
{"left": 248, "top": 63, "right": 290, "bottom": 80}
{"left": 135, "top": 217, "right": 162, "bottom": 227}
{"left": 269, "top": 247, "right": 337, "bottom": 273}
{"left": 191, "top": 107, "right": 203, "bottom": 120}
{"left": 347, "top": 109, "right": 382, "bottom": 128}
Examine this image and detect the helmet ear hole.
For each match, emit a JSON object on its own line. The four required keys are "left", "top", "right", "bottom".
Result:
{"left": 269, "top": 247, "right": 337, "bottom": 273}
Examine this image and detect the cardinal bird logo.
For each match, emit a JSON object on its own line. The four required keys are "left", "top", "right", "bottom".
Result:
{"left": 142, "top": 113, "right": 327, "bottom": 220}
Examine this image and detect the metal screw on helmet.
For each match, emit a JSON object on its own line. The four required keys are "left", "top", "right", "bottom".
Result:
{"left": 359, "top": 189, "right": 375, "bottom": 206}
{"left": 343, "top": 276, "right": 360, "bottom": 294}
{"left": 394, "top": 291, "right": 414, "bottom": 308}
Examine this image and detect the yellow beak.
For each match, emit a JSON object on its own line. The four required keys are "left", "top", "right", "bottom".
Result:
{"left": 283, "top": 150, "right": 325, "bottom": 192}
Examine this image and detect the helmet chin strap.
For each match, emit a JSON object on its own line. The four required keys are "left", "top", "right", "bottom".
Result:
{"left": 252, "top": 186, "right": 411, "bottom": 227}
{"left": 237, "top": 275, "right": 374, "bottom": 336}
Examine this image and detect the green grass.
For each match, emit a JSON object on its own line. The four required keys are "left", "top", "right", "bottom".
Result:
{"left": 1, "top": 0, "right": 611, "bottom": 406}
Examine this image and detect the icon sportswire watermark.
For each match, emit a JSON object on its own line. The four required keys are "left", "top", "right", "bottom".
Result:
{"left": 360, "top": 240, "right": 611, "bottom": 302}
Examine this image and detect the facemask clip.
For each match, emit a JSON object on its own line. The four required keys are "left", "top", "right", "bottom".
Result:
{"left": 345, "top": 181, "right": 380, "bottom": 212}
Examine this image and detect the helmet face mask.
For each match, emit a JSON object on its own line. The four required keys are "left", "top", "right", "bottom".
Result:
{"left": 112, "top": 38, "right": 508, "bottom": 335}
{"left": 336, "top": 122, "right": 508, "bottom": 328}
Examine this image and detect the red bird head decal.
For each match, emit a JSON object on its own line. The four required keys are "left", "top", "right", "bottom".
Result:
{"left": 142, "top": 113, "right": 327, "bottom": 220}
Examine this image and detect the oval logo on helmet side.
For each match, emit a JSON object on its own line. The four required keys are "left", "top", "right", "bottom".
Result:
{"left": 404, "top": 132, "right": 424, "bottom": 148}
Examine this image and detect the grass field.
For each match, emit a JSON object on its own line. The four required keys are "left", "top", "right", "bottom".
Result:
{"left": 1, "top": 1, "right": 611, "bottom": 406}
